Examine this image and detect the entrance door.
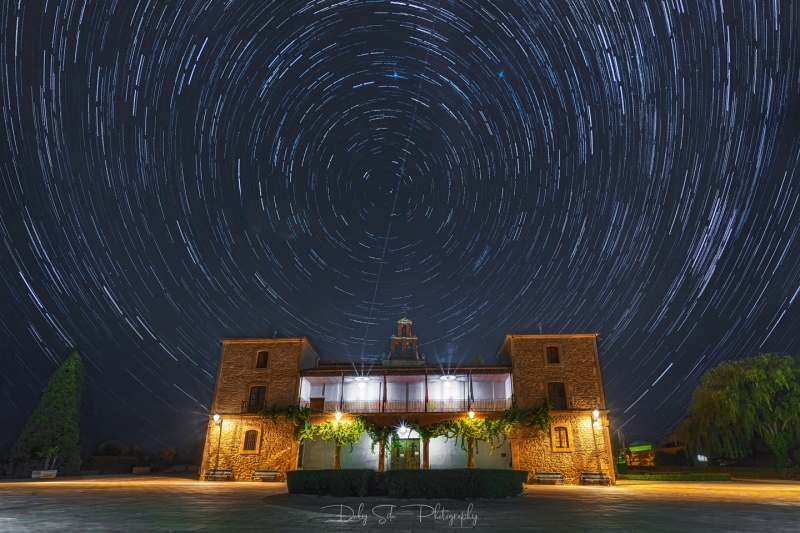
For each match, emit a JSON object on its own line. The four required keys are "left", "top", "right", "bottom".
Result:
{"left": 390, "top": 438, "right": 420, "bottom": 469}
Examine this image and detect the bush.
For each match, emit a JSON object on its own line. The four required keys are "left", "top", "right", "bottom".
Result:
{"left": 619, "top": 473, "right": 731, "bottom": 481}
{"left": 287, "top": 469, "right": 373, "bottom": 497}
{"left": 385, "top": 469, "right": 527, "bottom": 499}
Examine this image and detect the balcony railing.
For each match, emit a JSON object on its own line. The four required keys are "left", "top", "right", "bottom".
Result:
{"left": 310, "top": 398, "right": 512, "bottom": 414}
{"left": 241, "top": 400, "right": 266, "bottom": 414}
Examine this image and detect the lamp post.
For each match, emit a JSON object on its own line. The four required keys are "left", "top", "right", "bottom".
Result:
{"left": 590, "top": 409, "right": 601, "bottom": 472}
{"left": 213, "top": 414, "right": 223, "bottom": 470}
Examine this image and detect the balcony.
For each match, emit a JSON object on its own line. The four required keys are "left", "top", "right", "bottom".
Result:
{"left": 303, "top": 398, "right": 512, "bottom": 414}
{"left": 241, "top": 400, "right": 266, "bottom": 414}
{"left": 300, "top": 372, "right": 513, "bottom": 415}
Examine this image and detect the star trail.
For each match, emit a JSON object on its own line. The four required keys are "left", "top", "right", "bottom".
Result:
{"left": 1, "top": 0, "right": 799, "bottom": 452}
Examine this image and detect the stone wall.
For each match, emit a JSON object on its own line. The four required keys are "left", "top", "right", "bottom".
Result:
{"left": 508, "top": 334, "right": 614, "bottom": 484}
{"left": 199, "top": 415, "right": 298, "bottom": 481}
{"left": 212, "top": 339, "right": 307, "bottom": 414}
{"left": 509, "top": 334, "right": 604, "bottom": 410}
{"left": 511, "top": 412, "right": 614, "bottom": 484}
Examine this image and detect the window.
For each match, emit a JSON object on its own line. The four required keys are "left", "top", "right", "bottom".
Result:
{"left": 247, "top": 386, "right": 267, "bottom": 413}
{"left": 546, "top": 346, "right": 560, "bottom": 364}
{"left": 553, "top": 427, "right": 569, "bottom": 449}
{"left": 547, "top": 382, "right": 567, "bottom": 409}
{"left": 255, "top": 351, "right": 269, "bottom": 368}
{"left": 243, "top": 430, "right": 258, "bottom": 451}
{"left": 550, "top": 424, "right": 573, "bottom": 452}
{"left": 239, "top": 427, "right": 261, "bottom": 454}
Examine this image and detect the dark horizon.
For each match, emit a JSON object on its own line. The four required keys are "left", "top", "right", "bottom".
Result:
{"left": 2, "top": 0, "right": 799, "bottom": 457}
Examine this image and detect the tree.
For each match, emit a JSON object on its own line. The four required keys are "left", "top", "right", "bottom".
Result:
{"left": 6, "top": 351, "right": 85, "bottom": 476}
{"left": 677, "top": 353, "right": 800, "bottom": 468}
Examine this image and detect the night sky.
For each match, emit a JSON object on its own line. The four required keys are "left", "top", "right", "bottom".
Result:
{"left": 1, "top": 0, "right": 799, "bottom": 455}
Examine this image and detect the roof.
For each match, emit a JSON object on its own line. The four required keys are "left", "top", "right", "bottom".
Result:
{"left": 505, "top": 333, "right": 599, "bottom": 338}
{"left": 301, "top": 363, "right": 512, "bottom": 376}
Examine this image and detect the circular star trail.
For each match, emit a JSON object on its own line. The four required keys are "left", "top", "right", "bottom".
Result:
{"left": 1, "top": 0, "right": 799, "bottom": 449}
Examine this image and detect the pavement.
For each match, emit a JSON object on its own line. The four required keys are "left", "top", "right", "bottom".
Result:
{"left": 0, "top": 475, "right": 799, "bottom": 532}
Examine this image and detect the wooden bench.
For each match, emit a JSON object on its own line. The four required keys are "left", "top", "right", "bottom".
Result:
{"left": 536, "top": 472, "right": 565, "bottom": 485}
{"left": 252, "top": 469, "right": 279, "bottom": 482}
{"left": 580, "top": 472, "right": 611, "bottom": 485}
{"left": 205, "top": 468, "right": 233, "bottom": 481}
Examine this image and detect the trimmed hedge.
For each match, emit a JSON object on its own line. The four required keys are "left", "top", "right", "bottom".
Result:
{"left": 619, "top": 473, "right": 731, "bottom": 481}
{"left": 288, "top": 469, "right": 374, "bottom": 497}
{"left": 288, "top": 469, "right": 528, "bottom": 499}
{"left": 385, "top": 469, "right": 527, "bottom": 499}
{"left": 627, "top": 466, "right": 800, "bottom": 480}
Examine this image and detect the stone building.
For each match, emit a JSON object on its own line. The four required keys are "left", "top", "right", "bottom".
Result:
{"left": 199, "top": 319, "right": 614, "bottom": 485}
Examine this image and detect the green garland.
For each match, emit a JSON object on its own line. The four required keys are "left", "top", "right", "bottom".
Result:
{"left": 363, "top": 420, "right": 398, "bottom": 454}
{"left": 410, "top": 400, "right": 552, "bottom": 455}
{"left": 259, "top": 404, "right": 315, "bottom": 442}
{"left": 259, "top": 400, "right": 551, "bottom": 456}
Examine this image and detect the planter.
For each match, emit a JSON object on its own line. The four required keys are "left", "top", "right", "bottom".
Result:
{"left": 132, "top": 466, "right": 151, "bottom": 474}
{"left": 32, "top": 470, "right": 58, "bottom": 479}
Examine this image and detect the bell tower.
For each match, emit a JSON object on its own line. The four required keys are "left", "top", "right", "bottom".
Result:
{"left": 390, "top": 317, "right": 418, "bottom": 360}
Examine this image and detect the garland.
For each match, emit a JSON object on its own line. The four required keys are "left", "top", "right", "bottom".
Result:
{"left": 259, "top": 400, "right": 552, "bottom": 456}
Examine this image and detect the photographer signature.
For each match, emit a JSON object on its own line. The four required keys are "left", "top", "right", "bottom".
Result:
{"left": 322, "top": 502, "right": 478, "bottom": 526}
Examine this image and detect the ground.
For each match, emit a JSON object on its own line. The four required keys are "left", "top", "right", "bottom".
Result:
{"left": 0, "top": 475, "right": 799, "bottom": 532}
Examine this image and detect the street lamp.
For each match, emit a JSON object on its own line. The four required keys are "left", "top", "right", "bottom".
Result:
{"left": 213, "top": 414, "right": 223, "bottom": 470}
{"left": 334, "top": 411, "right": 342, "bottom": 423}
{"left": 468, "top": 410, "right": 475, "bottom": 419}
{"left": 591, "top": 409, "right": 600, "bottom": 423}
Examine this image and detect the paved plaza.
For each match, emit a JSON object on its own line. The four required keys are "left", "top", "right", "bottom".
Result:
{"left": 1, "top": 475, "right": 799, "bottom": 532}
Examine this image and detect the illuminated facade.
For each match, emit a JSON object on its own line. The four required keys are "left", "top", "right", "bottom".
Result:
{"left": 199, "top": 318, "right": 615, "bottom": 484}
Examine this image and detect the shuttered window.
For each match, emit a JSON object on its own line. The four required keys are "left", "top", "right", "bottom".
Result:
{"left": 243, "top": 430, "right": 258, "bottom": 451}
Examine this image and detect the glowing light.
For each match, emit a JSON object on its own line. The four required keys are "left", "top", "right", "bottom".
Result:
{"left": 468, "top": 410, "right": 475, "bottom": 419}
{"left": 213, "top": 414, "right": 220, "bottom": 424}
{"left": 592, "top": 409, "right": 600, "bottom": 421}
{"left": 440, "top": 375, "right": 456, "bottom": 389}
{"left": 355, "top": 376, "right": 369, "bottom": 390}
{"left": 335, "top": 411, "right": 342, "bottom": 422}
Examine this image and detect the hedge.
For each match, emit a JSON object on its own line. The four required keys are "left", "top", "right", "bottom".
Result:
{"left": 288, "top": 469, "right": 528, "bottom": 499}
{"left": 287, "top": 469, "right": 374, "bottom": 497}
{"left": 626, "top": 466, "right": 800, "bottom": 480}
{"left": 619, "top": 473, "right": 731, "bottom": 481}
{"left": 385, "top": 469, "right": 528, "bottom": 499}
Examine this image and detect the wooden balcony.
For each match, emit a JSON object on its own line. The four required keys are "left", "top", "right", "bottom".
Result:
{"left": 305, "top": 397, "right": 512, "bottom": 414}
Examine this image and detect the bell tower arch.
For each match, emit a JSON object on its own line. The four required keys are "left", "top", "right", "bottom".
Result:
{"left": 390, "top": 317, "right": 418, "bottom": 360}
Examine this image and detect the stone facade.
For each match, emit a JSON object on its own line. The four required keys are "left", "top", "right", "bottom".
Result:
{"left": 503, "top": 334, "right": 614, "bottom": 484}
{"left": 200, "top": 331, "right": 614, "bottom": 485}
{"left": 200, "top": 416, "right": 298, "bottom": 481}
{"left": 199, "top": 338, "right": 316, "bottom": 481}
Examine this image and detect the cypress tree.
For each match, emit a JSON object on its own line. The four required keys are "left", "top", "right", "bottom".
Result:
{"left": 6, "top": 351, "right": 85, "bottom": 476}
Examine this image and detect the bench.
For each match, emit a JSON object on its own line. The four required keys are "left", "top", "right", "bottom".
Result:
{"left": 205, "top": 468, "right": 233, "bottom": 481}
{"left": 252, "top": 469, "right": 279, "bottom": 482}
{"left": 580, "top": 472, "right": 611, "bottom": 485}
{"left": 536, "top": 472, "right": 565, "bottom": 485}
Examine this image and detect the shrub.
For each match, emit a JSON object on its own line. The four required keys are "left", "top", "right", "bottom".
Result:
{"left": 619, "top": 473, "right": 731, "bottom": 481}
{"left": 385, "top": 469, "right": 527, "bottom": 499}
{"left": 287, "top": 469, "right": 374, "bottom": 497}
